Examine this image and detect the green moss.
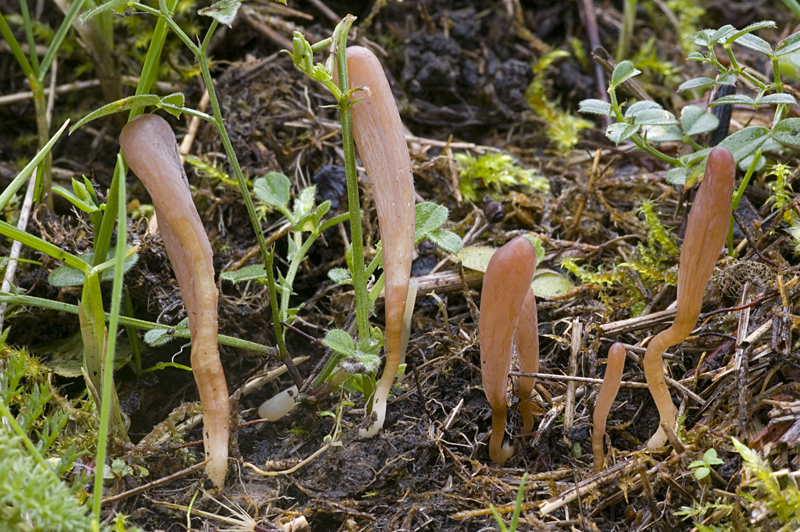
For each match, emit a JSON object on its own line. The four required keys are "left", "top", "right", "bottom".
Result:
{"left": 455, "top": 151, "right": 547, "bottom": 202}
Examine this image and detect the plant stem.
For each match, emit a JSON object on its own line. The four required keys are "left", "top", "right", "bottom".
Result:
{"left": 0, "top": 292, "right": 276, "bottom": 355}
{"left": 92, "top": 154, "right": 127, "bottom": 523}
{"left": 335, "top": 20, "right": 370, "bottom": 341}
{"left": 29, "top": 75, "right": 52, "bottom": 208}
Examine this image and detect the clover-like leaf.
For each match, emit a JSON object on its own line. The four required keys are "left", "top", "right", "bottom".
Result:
{"left": 578, "top": 99, "right": 611, "bottom": 116}
{"left": 198, "top": 0, "right": 241, "bottom": 25}
{"left": 606, "top": 122, "right": 640, "bottom": 144}
{"left": 680, "top": 105, "right": 719, "bottom": 136}
{"left": 254, "top": 172, "right": 291, "bottom": 208}
{"left": 610, "top": 61, "right": 641, "bottom": 87}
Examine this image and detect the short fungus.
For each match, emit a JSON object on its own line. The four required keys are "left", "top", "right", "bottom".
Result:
{"left": 592, "top": 342, "right": 626, "bottom": 473}
{"left": 644, "top": 146, "right": 734, "bottom": 449}
{"left": 515, "top": 288, "right": 539, "bottom": 435}
{"left": 338, "top": 46, "right": 415, "bottom": 438}
{"left": 480, "top": 236, "right": 538, "bottom": 464}
{"left": 120, "top": 114, "right": 230, "bottom": 491}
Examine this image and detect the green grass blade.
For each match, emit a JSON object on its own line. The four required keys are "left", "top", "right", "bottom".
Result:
{"left": 0, "top": 120, "right": 69, "bottom": 211}
{"left": 0, "top": 220, "right": 89, "bottom": 272}
{"left": 17, "top": 0, "right": 39, "bottom": 74}
{"left": 40, "top": 0, "right": 86, "bottom": 79}
{"left": 92, "top": 155, "right": 127, "bottom": 522}
{"left": 0, "top": 12, "right": 34, "bottom": 79}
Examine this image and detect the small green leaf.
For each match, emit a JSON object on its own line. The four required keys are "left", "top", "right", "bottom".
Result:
{"left": 634, "top": 109, "right": 677, "bottom": 126}
{"left": 694, "top": 467, "right": 710, "bottom": 480}
{"left": 733, "top": 33, "right": 772, "bottom": 55}
{"left": 578, "top": 99, "right": 611, "bottom": 116}
{"left": 756, "top": 93, "right": 796, "bottom": 105}
{"left": 609, "top": 61, "right": 641, "bottom": 87}
{"left": 521, "top": 235, "right": 545, "bottom": 264}
{"left": 71, "top": 97, "right": 161, "bottom": 132}
{"left": 414, "top": 202, "right": 449, "bottom": 241}
{"left": 773, "top": 118, "right": 800, "bottom": 147}
{"left": 531, "top": 268, "right": 574, "bottom": 298}
{"left": 624, "top": 100, "right": 662, "bottom": 119}
{"left": 647, "top": 125, "right": 684, "bottom": 143}
{"left": 220, "top": 264, "right": 266, "bottom": 283}
{"left": 159, "top": 92, "right": 185, "bottom": 118}
{"left": 198, "top": 0, "right": 241, "bottom": 25}
{"left": 710, "top": 25, "right": 735, "bottom": 45}
{"left": 293, "top": 186, "right": 316, "bottom": 220}
{"left": 606, "top": 122, "right": 640, "bottom": 144}
{"left": 427, "top": 230, "right": 462, "bottom": 254}
{"left": 327, "top": 267, "right": 351, "bottom": 285}
{"left": 717, "top": 73, "right": 737, "bottom": 85}
{"left": 254, "top": 172, "right": 291, "bottom": 208}
{"left": 775, "top": 31, "right": 800, "bottom": 56}
{"left": 690, "top": 29, "right": 715, "bottom": 47}
{"left": 457, "top": 245, "right": 497, "bottom": 272}
{"left": 81, "top": 0, "right": 128, "bottom": 22}
{"left": 52, "top": 185, "right": 98, "bottom": 214}
{"left": 677, "top": 77, "right": 715, "bottom": 92}
{"left": 323, "top": 329, "right": 356, "bottom": 357}
{"left": 687, "top": 51, "right": 707, "bottom": 61}
{"left": 665, "top": 166, "right": 690, "bottom": 186}
{"left": 709, "top": 94, "right": 754, "bottom": 106}
{"left": 717, "top": 126, "right": 771, "bottom": 162}
{"left": 681, "top": 105, "right": 719, "bottom": 136}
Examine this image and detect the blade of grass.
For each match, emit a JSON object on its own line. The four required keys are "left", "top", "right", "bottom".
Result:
{"left": 92, "top": 154, "right": 127, "bottom": 523}
{"left": 40, "top": 0, "right": 86, "bottom": 80}
{"left": 0, "top": 119, "right": 69, "bottom": 211}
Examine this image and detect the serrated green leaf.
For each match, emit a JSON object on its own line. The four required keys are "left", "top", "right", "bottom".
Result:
{"left": 776, "top": 31, "right": 800, "bottom": 57}
{"left": 665, "top": 166, "right": 690, "bottom": 186}
{"left": 198, "top": 0, "right": 241, "bottom": 25}
{"left": 327, "top": 267, "right": 351, "bottom": 285}
{"left": 710, "top": 25, "right": 735, "bottom": 45}
{"left": 690, "top": 29, "right": 715, "bottom": 47}
{"left": 428, "top": 230, "right": 462, "bottom": 253}
{"left": 726, "top": 21, "right": 776, "bottom": 45}
{"left": 254, "top": 172, "right": 291, "bottom": 208}
{"left": 717, "top": 73, "right": 737, "bottom": 85}
{"left": 718, "top": 126, "right": 770, "bottom": 162}
{"left": 709, "top": 94, "right": 754, "bottom": 106}
{"left": 323, "top": 329, "right": 355, "bottom": 357}
{"left": 681, "top": 105, "right": 719, "bottom": 136}
{"left": 606, "top": 122, "right": 640, "bottom": 144}
{"left": 220, "top": 264, "right": 266, "bottom": 283}
{"left": 772, "top": 118, "right": 800, "bottom": 147}
{"left": 634, "top": 109, "right": 677, "bottom": 126}
{"left": 610, "top": 61, "right": 641, "bottom": 87}
{"left": 414, "top": 202, "right": 448, "bottom": 241}
{"left": 624, "top": 100, "right": 661, "bottom": 119}
{"left": 578, "top": 99, "right": 611, "bottom": 116}
{"left": 733, "top": 33, "right": 772, "bottom": 55}
{"left": 677, "top": 77, "right": 715, "bottom": 92}
{"left": 757, "top": 93, "right": 796, "bottom": 105}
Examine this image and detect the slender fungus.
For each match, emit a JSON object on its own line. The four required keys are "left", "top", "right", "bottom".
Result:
{"left": 480, "top": 237, "right": 538, "bottom": 464}
{"left": 339, "top": 46, "right": 415, "bottom": 438}
{"left": 592, "top": 342, "right": 626, "bottom": 473}
{"left": 644, "top": 146, "right": 734, "bottom": 449}
{"left": 120, "top": 114, "right": 229, "bottom": 491}
{"left": 515, "top": 288, "right": 539, "bottom": 435}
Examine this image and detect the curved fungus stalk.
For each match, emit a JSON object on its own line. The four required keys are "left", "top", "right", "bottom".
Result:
{"left": 120, "top": 114, "right": 229, "bottom": 491}
{"left": 515, "top": 288, "right": 539, "bottom": 435}
{"left": 644, "top": 146, "right": 734, "bottom": 449}
{"left": 339, "top": 46, "right": 415, "bottom": 438}
{"left": 592, "top": 342, "right": 626, "bottom": 473}
{"left": 480, "top": 237, "right": 538, "bottom": 464}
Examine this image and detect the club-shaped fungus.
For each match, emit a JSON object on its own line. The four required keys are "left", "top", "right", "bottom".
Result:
{"left": 120, "top": 114, "right": 229, "bottom": 491}
{"left": 480, "top": 236, "right": 538, "bottom": 464}
{"left": 644, "top": 146, "right": 734, "bottom": 449}
{"left": 592, "top": 342, "right": 626, "bottom": 472}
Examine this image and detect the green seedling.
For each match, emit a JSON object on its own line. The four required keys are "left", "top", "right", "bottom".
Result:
{"left": 688, "top": 448, "right": 725, "bottom": 480}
